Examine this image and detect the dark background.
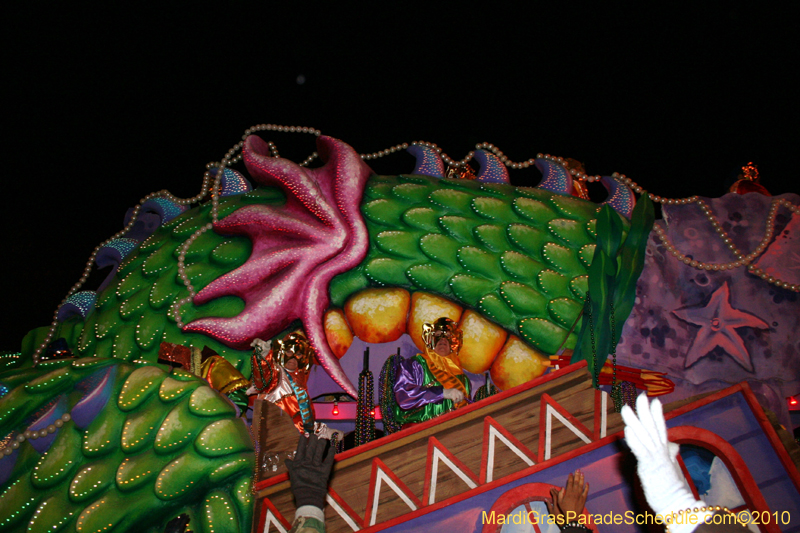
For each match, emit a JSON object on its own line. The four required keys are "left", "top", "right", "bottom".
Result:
{"left": 3, "top": 3, "right": 798, "bottom": 348}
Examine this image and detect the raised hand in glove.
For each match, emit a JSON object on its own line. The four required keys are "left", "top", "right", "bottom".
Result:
{"left": 622, "top": 394, "right": 710, "bottom": 532}
{"left": 285, "top": 433, "right": 335, "bottom": 510}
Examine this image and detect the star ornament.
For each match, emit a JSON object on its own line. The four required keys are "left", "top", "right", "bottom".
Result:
{"left": 672, "top": 282, "right": 769, "bottom": 372}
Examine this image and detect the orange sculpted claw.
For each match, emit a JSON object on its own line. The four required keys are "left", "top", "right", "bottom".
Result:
{"left": 344, "top": 288, "right": 410, "bottom": 344}
{"left": 490, "top": 335, "right": 549, "bottom": 390}
{"left": 324, "top": 309, "right": 354, "bottom": 359}
{"left": 457, "top": 310, "right": 507, "bottom": 374}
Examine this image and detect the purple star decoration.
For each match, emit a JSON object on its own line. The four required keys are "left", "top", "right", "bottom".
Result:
{"left": 184, "top": 135, "right": 372, "bottom": 397}
{"left": 672, "top": 282, "right": 768, "bottom": 372}
{"left": 615, "top": 192, "right": 800, "bottom": 426}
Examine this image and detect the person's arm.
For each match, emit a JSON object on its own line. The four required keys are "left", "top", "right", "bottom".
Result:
{"left": 393, "top": 357, "right": 446, "bottom": 409}
{"left": 285, "top": 434, "right": 335, "bottom": 533}
{"left": 622, "top": 394, "right": 715, "bottom": 533}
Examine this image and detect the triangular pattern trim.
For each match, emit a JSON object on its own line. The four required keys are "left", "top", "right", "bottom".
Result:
{"left": 480, "top": 416, "right": 536, "bottom": 484}
{"left": 423, "top": 436, "right": 478, "bottom": 505}
{"left": 539, "top": 393, "right": 593, "bottom": 461}
{"left": 366, "top": 457, "right": 422, "bottom": 526}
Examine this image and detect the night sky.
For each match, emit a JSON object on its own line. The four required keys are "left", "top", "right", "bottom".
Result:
{"left": 3, "top": 4, "right": 797, "bottom": 348}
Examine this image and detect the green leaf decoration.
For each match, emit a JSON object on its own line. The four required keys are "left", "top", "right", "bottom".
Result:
{"left": 136, "top": 312, "right": 165, "bottom": 351}
{"left": 69, "top": 457, "right": 117, "bottom": 502}
{"left": 364, "top": 257, "right": 414, "bottom": 286}
{"left": 542, "top": 242, "right": 583, "bottom": 275}
{"left": 210, "top": 239, "right": 251, "bottom": 267}
{"left": 116, "top": 451, "right": 165, "bottom": 492}
{"left": 578, "top": 244, "right": 596, "bottom": 267}
{"left": 363, "top": 198, "right": 407, "bottom": 226}
{"left": 548, "top": 218, "right": 593, "bottom": 247}
{"left": 143, "top": 245, "right": 176, "bottom": 277}
{"left": 402, "top": 207, "right": 441, "bottom": 232}
{"left": 121, "top": 404, "right": 168, "bottom": 453}
{"left": 391, "top": 182, "right": 432, "bottom": 203}
{"left": 406, "top": 264, "right": 454, "bottom": 293}
{"left": 549, "top": 195, "right": 600, "bottom": 221}
{"left": 569, "top": 275, "right": 589, "bottom": 300}
{"left": 512, "top": 197, "right": 553, "bottom": 222}
{"left": 116, "top": 268, "right": 147, "bottom": 299}
{"left": 154, "top": 401, "right": 197, "bottom": 454}
{"left": 438, "top": 216, "right": 477, "bottom": 245}
{"left": 499, "top": 251, "right": 546, "bottom": 282}
{"left": 376, "top": 230, "right": 422, "bottom": 259}
{"left": 478, "top": 293, "right": 516, "bottom": 326}
{"left": 429, "top": 189, "right": 474, "bottom": 214}
{"left": 119, "top": 288, "right": 151, "bottom": 321}
{"left": 499, "top": 281, "right": 548, "bottom": 318}
{"left": 457, "top": 246, "right": 504, "bottom": 279}
{"left": 506, "top": 224, "right": 549, "bottom": 261}
{"left": 149, "top": 273, "right": 180, "bottom": 310}
{"left": 195, "top": 419, "right": 253, "bottom": 458}
{"left": 31, "top": 425, "right": 83, "bottom": 489}
{"left": 472, "top": 197, "right": 517, "bottom": 221}
{"left": 420, "top": 234, "right": 461, "bottom": 265}
{"left": 519, "top": 317, "right": 571, "bottom": 354}
{"left": 474, "top": 224, "right": 509, "bottom": 252}
{"left": 118, "top": 366, "right": 166, "bottom": 412}
{"left": 450, "top": 274, "right": 498, "bottom": 307}
{"left": 536, "top": 269, "right": 571, "bottom": 298}
{"left": 548, "top": 297, "right": 584, "bottom": 329}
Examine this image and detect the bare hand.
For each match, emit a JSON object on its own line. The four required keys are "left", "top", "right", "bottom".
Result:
{"left": 545, "top": 470, "right": 589, "bottom": 521}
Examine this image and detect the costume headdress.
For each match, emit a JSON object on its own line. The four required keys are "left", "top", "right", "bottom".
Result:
{"left": 271, "top": 331, "right": 314, "bottom": 372}
{"left": 422, "top": 317, "right": 462, "bottom": 353}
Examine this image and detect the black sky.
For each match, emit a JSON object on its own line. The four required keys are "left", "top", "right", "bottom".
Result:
{"left": 3, "top": 3, "right": 798, "bottom": 347}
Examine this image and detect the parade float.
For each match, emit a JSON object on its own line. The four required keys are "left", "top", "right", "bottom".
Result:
{"left": 1, "top": 125, "right": 799, "bottom": 533}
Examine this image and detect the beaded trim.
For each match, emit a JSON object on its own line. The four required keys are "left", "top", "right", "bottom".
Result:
{"left": 663, "top": 505, "right": 740, "bottom": 532}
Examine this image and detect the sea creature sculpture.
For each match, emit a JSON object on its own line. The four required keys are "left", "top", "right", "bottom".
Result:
{"left": 21, "top": 135, "right": 626, "bottom": 397}
{"left": 0, "top": 357, "right": 253, "bottom": 533}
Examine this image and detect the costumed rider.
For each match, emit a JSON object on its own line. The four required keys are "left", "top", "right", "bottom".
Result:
{"left": 249, "top": 331, "right": 338, "bottom": 440}
{"left": 157, "top": 342, "right": 250, "bottom": 413}
{"left": 392, "top": 317, "right": 471, "bottom": 427}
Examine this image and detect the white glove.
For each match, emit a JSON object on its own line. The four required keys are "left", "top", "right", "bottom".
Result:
{"left": 443, "top": 387, "right": 465, "bottom": 404}
{"left": 622, "top": 394, "right": 711, "bottom": 533}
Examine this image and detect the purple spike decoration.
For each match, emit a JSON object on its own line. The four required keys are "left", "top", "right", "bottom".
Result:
{"left": 57, "top": 291, "right": 97, "bottom": 322}
{"left": 217, "top": 167, "right": 253, "bottom": 197}
{"left": 474, "top": 149, "right": 510, "bottom": 184}
{"left": 600, "top": 175, "right": 636, "bottom": 219}
{"left": 94, "top": 237, "right": 140, "bottom": 292}
{"left": 407, "top": 144, "right": 445, "bottom": 178}
{"left": 534, "top": 158, "right": 572, "bottom": 195}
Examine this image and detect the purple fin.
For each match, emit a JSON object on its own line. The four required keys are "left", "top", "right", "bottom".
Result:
{"left": 600, "top": 176, "right": 636, "bottom": 219}
{"left": 219, "top": 168, "right": 253, "bottom": 196}
{"left": 474, "top": 150, "right": 510, "bottom": 183}
{"left": 535, "top": 159, "right": 572, "bottom": 194}
{"left": 27, "top": 396, "right": 67, "bottom": 454}
{"left": 407, "top": 145, "right": 445, "bottom": 178}
{"left": 71, "top": 366, "right": 116, "bottom": 429}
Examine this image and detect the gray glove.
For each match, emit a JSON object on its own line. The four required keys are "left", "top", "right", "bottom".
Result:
{"left": 285, "top": 433, "right": 335, "bottom": 509}
{"left": 443, "top": 387, "right": 465, "bottom": 404}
